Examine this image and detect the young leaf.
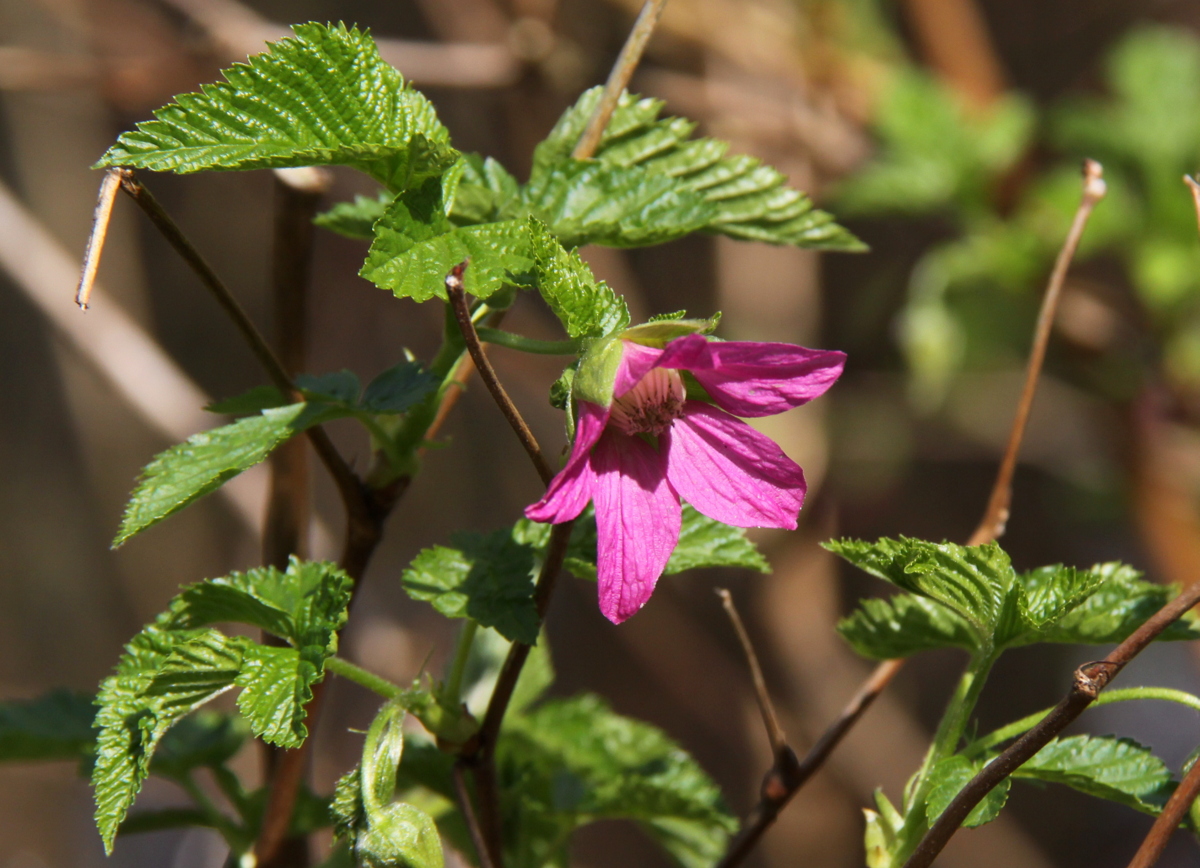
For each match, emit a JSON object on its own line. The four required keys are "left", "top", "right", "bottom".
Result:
{"left": 838, "top": 592, "right": 976, "bottom": 659}
{"left": 924, "top": 755, "right": 1011, "bottom": 828}
{"left": 1016, "top": 565, "right": 1107, "bottom": 631}
{"left": 97, "top": 23, "right": 457, "bottom": 191}
{"left": 450, "top": 154, "right": 522, "bottom": 225}
{"left": 401, "top": 529, "right": 539, "bottom": 644}
{"left": 0, "top": 689, "right": 97, "bottom": 764}
{"left": 234, "top": 641, "right": 323, "bottom": 747}
{"left": 527, "top": 219, "right": 630, "bottom": 339}
{"left": 1013, "top": 734, "right": 1175, "bottom": 815}
{"left": 115, "top": 402, "right": 342, "bottom": 547}
{"left": 825, "top": 537, "right": 1013, "bottom": 645}
{"left": 362, "top": 172, "right": 533, "bottom": 303}
{"left": 315, "top": 191, "right": 395, "bottom": 240}
{"left": 527, "top": 87, "right": 863, "bottom": 250}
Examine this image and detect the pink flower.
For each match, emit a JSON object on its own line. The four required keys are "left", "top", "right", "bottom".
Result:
{"left": 526, "top": 331, "right": 845, "bottom": 623}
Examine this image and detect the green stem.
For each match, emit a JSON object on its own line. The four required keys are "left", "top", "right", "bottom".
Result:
{"left": 326, "top": 656, "right": 404, "bottom": 699}
{"left": 179, "top": 772, "right": 248, "bottom": 851}
{"left": 443, "top": 620, "right": 479, "bottom": 708}
{"left": 962, "top": 686, "right": 1200, "bottom": 759}
{"left": 475, "top": 327, "right": 581, "bottom": 355}
{"left": 894, "top": 653, "right": 997, "bottom": 863}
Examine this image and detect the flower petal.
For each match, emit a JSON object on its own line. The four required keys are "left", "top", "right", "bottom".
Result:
{"left": 525, "top": 401, "right": 608, "bottom": 523}
{"left": 657, "top": 333, "right": 845, "bottom": 417}
{"left": 613, "top": 340, "right": 666, "bottom": 399}
{"left": 592, "top": 431, "right": 680, "bottom": 624}
{"left": 664, "top": 401, "right": 806, "bottom": 528}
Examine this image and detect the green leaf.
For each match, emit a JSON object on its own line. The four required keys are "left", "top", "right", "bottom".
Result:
{"left": 118, "top": 808, "right": 219, "bottom": 836}
{"left": 527, "top": 219, "right": 630, "bottom": 339}
{"left": 362, "top": 172, "right": 533, "bottom": 303}
{"left": 150, "top": 710, "right": 247, "bottom": 779}
{"left": 98, "top": 23, "right": 457, "bottom": 191}
{"left": 0, "top": 689, "right": 96, "bottom": 764}
{"left": 499, "top": 693, "right": 736, "bottom": 868}
{"left": 458, "top": 627, "right": 555, "bottom": 720}
{"left": 924, "top": 755, "right": 1010, "bottom": 828}
{"left": 402, "top": 529, "right": 539, "bottom": 644}
{"left": 529, "top": 88, "right": 862, "bottom": 250}
{"left": 825, "top": 537, "right": 1013, "bottom": 644}
{"left": 838, "top": 592, "right": 976, "bottom": 659}
{"left": 298, "top": 370, "right": 362, "bottom": 404}
{"left": 1015, "top": 565, "right": 1107, "bottom": 632}
{"left": 361, "top": 362, "right": 441, "bottom": 414}
{"left": 205, "top": 385, "right": 288, "bottom": 416}
{"left": 450, "top": 154, "right": 522, "bottom": 225}
{"left": 234, "top": 641, "right": 322, "bottom": 747}
{"left": 115, "top": 402, "right": 343, "bottom": 547}
{"left": 666, "top": 505, "right": 770, "bottom": 574}
{"left": 315, "top": 190, "right": 395, "bottom": 240}
{"left": 1013, "top": 735, "right": 1174, "bottom": 814}
{"left": 332, "top": 765, "right": 365, "bottom": 842}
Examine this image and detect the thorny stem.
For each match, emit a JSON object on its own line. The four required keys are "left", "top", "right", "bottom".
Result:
{"left": 966, "top": 158, "right": 1107, "bottom": 546}
{"left": 718, "top": 160, "right": 1109, "bottom": 868}
{"left": 75, "top": 167, "right": 122, "bottom": 310}
{"left": 902, "top": 575, "right": 1200, "bottom": 868}
{"left": 572, "top": 0, "right": 668, "bottom": 160}
{"left": 1125, "top": 749, "right": 1200, "bottom": 868}
{"left": 717, "top": 588, "right": 786, "bottom": 754}
{"left": 445, "top": 262, "right": 554, "bottom": 486}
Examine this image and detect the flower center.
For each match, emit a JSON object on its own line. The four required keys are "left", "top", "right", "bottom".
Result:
{"left": 609, "top": 368, "right": 686, "bottom": 436}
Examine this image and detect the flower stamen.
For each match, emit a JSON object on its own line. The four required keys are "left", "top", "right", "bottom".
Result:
{"left": 609, "top": 367, "right": 685, "bottom": 436}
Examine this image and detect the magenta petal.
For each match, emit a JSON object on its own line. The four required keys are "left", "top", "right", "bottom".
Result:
{"left": 664, "top": 401, "right": 806, "bottom": 529}
{"left": 592, "top": 432, "right": 681, "bottom": 624}
{"left": 525, "top": 401, "right": 608, "bottom": 524}
{"left": 613, "top": 340, "right": 666, "bottom": 399}
{"left": 658, "top": 333, "right": 845, "bottom": 417}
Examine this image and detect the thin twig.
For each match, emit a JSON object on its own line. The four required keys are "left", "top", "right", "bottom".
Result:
{"left": 967, "top": 158, "right": 1106, "bottom": 546}
{"left": 716, "top": 658, "right": 903, "bottom": 868}
{"left": 453, "top": 763, "right": 498, "bottom": 868}
{"left": 444, "top": 261, "right": 554, "bottom": 486}
{"left": 75, "top": 168, "right": 122, "bottom": 310}
{"left": 903, "top": 575, "right": 1200, "bottom": 868}
{"left": 114, "top": 170, "right": 365, "bottom": 523}
{"left": 571, "top": 0, "right": 668, "bottom": 160}
{"left": 255, "top": 167, "right": 330, "bottom": 868}
{"left": 717, "top": 588, "right": 786, "bottom": 754}
{"left": 1125, "top": 749, "right": 1200, "bottom": 868}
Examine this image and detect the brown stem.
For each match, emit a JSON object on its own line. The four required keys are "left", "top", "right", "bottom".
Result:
{"left": 717, "top": 588, "right": 786, "bottom": 754}
{"left": 966, "top": 159, "right": 1106, "bottom": 546}
{"left": 570, "top": 0, "right": 668, "bottom": 161}
{"left": 453, "top": 763, "right": 498, "bottom": 868}
{"left": 715, "top": 658, "right": 903, "bottom": 868}
{"left": 1125, "top": 749, "right": 1200, "bottom": 868}
{"left": 903, "top": 575, "right": 1200, "bottom": 868}
{"left": 444, "top": 262, "right": 554, "bottom": 485}
{"left": 75, "top": 167, "right": 122, "bottom": 310}
{"left": 114, "top": 170, "right": 366, "bottom": 526}
{"left": 254, "top": 168, "right": 330, "bottom": 868}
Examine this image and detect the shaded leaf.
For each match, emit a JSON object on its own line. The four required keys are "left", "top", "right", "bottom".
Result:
{"left": 361, "top": 362, "right": 441, "bottom": 414}
{"left": 205, "top": 385, "right": 288, "bottom": 416}
{"left": 925, "top": 755, "right": 1010, "bottom": 828}
{"left": 0, "top": 689, "right": 96, "bottom": 764}
{"left": 98, "top": 23, "right": 456, "bottom": 190}
{"left": 315, "top": 190, "right": 395, "bottom": 240}
{"left": 1014, "top": 734, "right": 1175, "bottom": 814}
{"left": 838, "top": 592, "right": 975, "bottom": 659}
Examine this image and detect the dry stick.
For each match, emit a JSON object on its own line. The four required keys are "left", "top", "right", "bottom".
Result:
{"left": 570, "top": 0, "right": 668, "bottom": 160}
{"left": 74, "top": 167, "right": 122, "bottom": 309}
{"left": 967, "top": 158, "right": 1107, "bottom": 546}
{"left": 904, "top": 576, "right": 1200, "bottom": 868}
{"left": 113, "top": 170, "right": 366, "bottom": 524}
{"left": 255, "top": 167, "right": 331, "bottom": 868}
{"left": 717, "top": 159, "right": 1109, "bottom": 868}
{"left": 1125, "top": 747, "right": 1200, "bottom": 868}
{"left": 718, "top": 589, "right": 787, "bottom": 754}
{"left": 444, "top": 261, "right": 554, "bottom": 486}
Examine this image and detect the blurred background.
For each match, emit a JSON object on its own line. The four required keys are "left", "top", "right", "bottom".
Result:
{"left": 4, "top": 0, "right": 1200, "bottom": 866}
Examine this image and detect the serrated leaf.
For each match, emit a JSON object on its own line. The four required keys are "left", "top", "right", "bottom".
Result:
{"left": 235, "top": 641, "right": 322, "bottom": 747}
{"left": 98, "top": 23, "right": 457, "bottom": 190}
{"left": 838, "top": 592, "right": 976, "bottom": 659}
{"left": 315, "top": 190, "right": 396, "bottom": 240}
{"left": 450, "top": 154, "right": 521, "bottom": 225}
{"left": 826, "top": 537, "right": 1014, "bottom": 645}
{"left": 666, "top": 505, "right": 770, "bottom": 574}
{"left": 527, "top": 220, "right": 630, "bottom": 339}
{"left": 527, "top": 87, "right": 862, "bottom": 250}
{"left": 362, "top": 172, "right": 533, "bottom": 302}
{"left": 0, "top": 689, "right": 96, "bottom": 764}
{"left": 361, "top": 362, "right": 440, "bottom": 414}
{"left": 402, "top": 529, "right": 538, "bottom": 644}
{"left": 205, "top": 385, "right": 288, "bottom": 416}
{"left": 499, "top": 693, "right": 735, "bottom": 868}
{"left": 1016, "top": 565, "right": 1107, "bottom": 632}
{"left": 1013, "top": 734, "right": 1174, "bottom": 814}
{"left": 332, "top": 765, "right": 365, "bottom": 842}
{"left": 925, "top": 755, "right": 1010, "bottom": 828}
{"left": 115, "top": 402, "right": 343, "bottom": 547}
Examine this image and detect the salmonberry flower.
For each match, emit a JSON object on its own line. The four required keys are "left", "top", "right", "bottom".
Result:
{"left": 526, "top": 322, "right": 845, "bottom": 623}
